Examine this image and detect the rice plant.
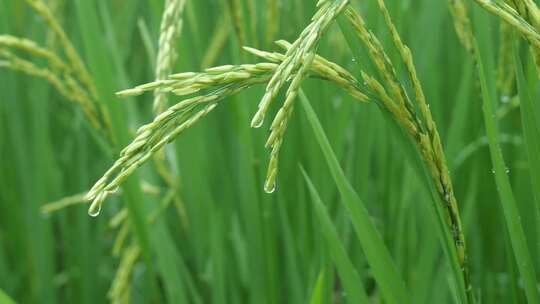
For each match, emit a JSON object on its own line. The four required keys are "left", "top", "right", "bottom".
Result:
{"left": 2, "top": 0, "right": 540, "bottom": 303}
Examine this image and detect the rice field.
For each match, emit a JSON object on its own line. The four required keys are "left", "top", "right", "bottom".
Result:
{"left": 1, "top": 0, "right": 540, "bottom": 303}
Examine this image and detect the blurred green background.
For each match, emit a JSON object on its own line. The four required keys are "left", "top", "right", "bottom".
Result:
{"left": 1, "top": 0, "right": 540, "bottom": 303}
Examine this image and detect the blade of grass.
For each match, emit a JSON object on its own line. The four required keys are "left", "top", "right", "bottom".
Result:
{"left": 72, "top": 2, "right": 158, "bottom": 299}
{"left": 301, "top": 167, "right": 370, "bottom": 304}
{"left": 513, "top": 37, "right": 540, "bottom": 223}
{"left": 473, "top": 19, "right": 540, "bottom": 303}
{"left": 299, "top": 90, "right": 409, "bottom": 304}
{"left": 0, "top": 289, "right": 16, "bottom": 304}
{"left": 73, "top": 1, "right": 188, "bottom": 302}
{"left": 446, "top": 57, "right": 475, "bottom": 163}
{"left": 308, "top": 269, "right": 326, "bottom": 304}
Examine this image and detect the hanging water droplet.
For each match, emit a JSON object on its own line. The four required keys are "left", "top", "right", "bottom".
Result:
{"left": 505, "top": 167, "right": 510, "bottom": 174}
{"left": 88, "top": 201, "right": 102, "bottom": 217}
{"left": 264, "top": 180, "right": 276, "bottom": 194}
{"left": 251, "top": 115, "right": 264, "bottom": 128}
{"left": 444, "top": 193, "right": 450, "bottom": 202}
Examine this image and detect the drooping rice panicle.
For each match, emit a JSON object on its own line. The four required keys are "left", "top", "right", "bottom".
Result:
{"left": 89, "top": 49, "right": 367, "bottom": 213}
{"left": 0, "top": 1, "right": 112, "bottom": 136}
{"left": 151, "top": 0, "right": 188, "bottom": 215}
{"left": 0, "top": 49, "right": 103, "bottom": 129}
{"left": 0, "top": 36, "right": 97, "bottom": 107}
{"left": 154, "top": 0, "right": 187, "bottom": 113}
{"left": 250, "top": 0, "right": 349, "bottom": 191}
{"left": 86, "top": 100, "right": 220, "bottom": 216}
{"left": 448, "top": 0, "right": 474, "bottom": 52}
{"left": 117, "top": 63, "right": 276, "bottom": 98}
{"left": 379, "top": 0, "right": 471, "bottom": 281}
{"left": 250, "top": 0, "right": 349, "bottom": 128}
{"left": 346, "top": 4, "right": 473, "bottom": 298}
{"left": 88, "top": 65, "right": 287, "bottom": 214}
{"left": 118, "top": 59, "right": 367, "bottom": 102}
{"left": 108, "top": 245, "right": 140, "bottom": 304}
{"left": 45, "top": 0, "right": 65, "bottom": 50}
{"left": 0, "top": 49, "right": 71, "bottom": 98}
{"left": 25, "top": 0, "right": 99, "bottom": 100}
{"left": 343, "top": 8, "right": 419, "bottom": 125}
{"left": 0, "top": 35, "right": 68, "bottom": 70}
{"left": 506, "top": 0, "right": 540, "bottom": 77}
{"left": 91, "top": 80, "right": 272, "bottom": 213}
{"left": 508, "top": 0, "right": 540, "bottom": 29}
{"left": 473, "top": 0, "right": 540, "bottom": 49}
{"left": 473, "top": 0, "right": 540, "bottom": 79}
{"left": 344, "top": 7, "right": 424, "bottom": 139}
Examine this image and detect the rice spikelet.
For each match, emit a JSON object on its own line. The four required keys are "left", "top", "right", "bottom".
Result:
{"left": 346, "top": 4, "right": 473, "bottom": 299}
{"left": 88, "top": 47, "right": 366, "bottom": 213}
{"left": 250, "top": 0, "right": 349, "bottom": 128}
{"left": 154, "top": 0, "right": 187, "bottom": 113}
{"left": 448, "top": 0, "right": 474, "bottom": 52}
{"left": 25, "top": 0, "right": 98, "bottom": 100}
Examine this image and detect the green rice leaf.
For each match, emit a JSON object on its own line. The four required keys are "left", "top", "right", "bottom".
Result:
{"left": 300, "top": 90, "right": 408, "bottom": 304}
{"left": 301, "top": 167, "right": 370, "bottom": 304}
{"left": 473, "top": 18, "right": 540, "bottom": 303}
{"left": 513, "top": 38, "right": 540, "bottom": 217}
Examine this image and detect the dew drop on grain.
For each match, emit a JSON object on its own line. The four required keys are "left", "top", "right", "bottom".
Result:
{"left": 88, "top": 203, "right": 101, "bottom": 217}
{"left": 251, "top": 116, "right": 264, "bottom": 128}
{"left": 264, "top": 181, "right": 276, "bottom": 194}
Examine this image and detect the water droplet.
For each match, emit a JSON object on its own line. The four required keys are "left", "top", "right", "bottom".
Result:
{"left": 88, "top": 201, "right": 102, "bottom": 217}
{"left": 501, "top": 95, "right": 510, "bottom": 104}
{"left": 351, "top": 58, "right": 356, "bottom": 62}
{"left": 505, "top": 167, "right": 510, "bottom": 174}
{"left": 264, "top": 180, "right": 276, "bottom": 194}
{"left": 251, "top": 115, "right": 264, "bottom": 128}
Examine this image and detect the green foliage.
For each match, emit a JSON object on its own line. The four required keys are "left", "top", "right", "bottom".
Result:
{"left": 1, "top": 0, "right": 540, "bottom": 303}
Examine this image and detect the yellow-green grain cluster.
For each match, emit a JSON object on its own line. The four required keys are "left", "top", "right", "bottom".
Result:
{"left": 474, "top": 0, "right": 540, "bottom": 80}
{"left": 86, "top": 100, "right": 218, "bottom": 217}
{"left": 108, "top": 245, "right": 140, "bottom": 304}
{"left": 345, "top": 4, "right": 473, "bottom": 298}
{"left": 154, "top": 0, "right": 187, "bottom": 114}
{"left": 88, "top": 46, "right": 367, "bottom": 213}
{"left": 448, "top": 0, "right": 474, "bottom": 52}
{"left": 252, "top": 0, "right": 349, "bottom": 192}
{"left": 251, "top": 0, "right": 349, "bottom": 128}
{"left": 0, "top": 0, "right": 110, "bottom": 136}
{"left": 474, "top": 0, "right": 540, "bottom": 48}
